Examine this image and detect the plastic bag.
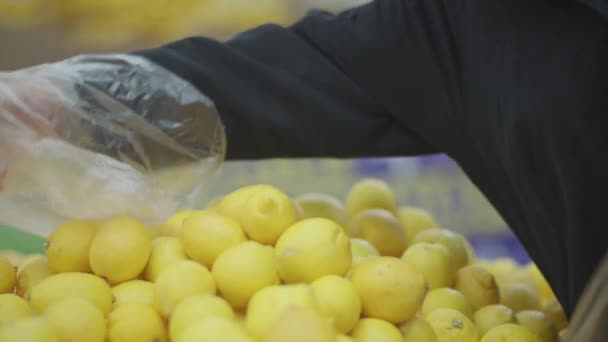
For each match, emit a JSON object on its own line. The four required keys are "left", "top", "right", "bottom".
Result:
{"left": 565, "top": 251, "right": 608, "bottom": 341}
{"left": 0, "top": 54, "right": 226, "bottom": 235}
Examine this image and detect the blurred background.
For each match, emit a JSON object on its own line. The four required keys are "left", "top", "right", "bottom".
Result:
{"left": 0, "top": 0, "right": 525, "bottom": 262}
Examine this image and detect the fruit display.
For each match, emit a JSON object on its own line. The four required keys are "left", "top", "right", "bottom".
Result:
{"left": 0, "top": 178, "right": 569, "bottom": 341}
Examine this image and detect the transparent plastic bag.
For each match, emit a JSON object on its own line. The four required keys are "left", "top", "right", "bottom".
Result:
{"left": 0, "top": 54, "right": 226, "bottom": 235}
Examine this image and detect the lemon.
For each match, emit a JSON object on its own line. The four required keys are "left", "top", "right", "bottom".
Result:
{"left": 480, "top": 323, "right": 542, "bottom": 342}
{"left": 182, "top": 211, "right": 247, "bottom": 268}
{"left": 515, "top": 310, "right": 558, "bottom": 342}
{"left": 345, "top": 178, "right": 397, "bottom": 217}
{"left": 89, "top": 217, "right": 151, "bottom": 284}
{"left": 350, "top": 256, "right": 426, "bottom": 324}
{"left": 396, "top": 206, "right": 438, "bottom": 241}
{"left": 169, "top": 294, "right": 235, "bottom": 341}
{"left": 154, "top": 259, "right": 216, "bottom": 318}
{"left": 499, "top": 283, "right": 540, "bottom": 312}
{"left": 454, "top": 264, "right": 499, "bottom": 311}
{"left": 0, "top": 256, "right": 16, "bottom": 294}
{"left": 495, "top": 267, "right": 539, "bottom": 297}
{"left": 245, "top": 284, "right": 320, "bottom": 338}
{"left": 525, "top": 263, "right": 554, "bottom": 301}
{"left": 542, "top": 297, "right": 568, "bottom": 331}
{"left": 144, "top": 236, "right": 187, "bottom": 282}
{"left": 294, "top": 193, "right": 347, "bottom": 225}
{"left": 422, "top": 288, "right": 473, "bottom": 319}
{"left": 265, "top": 307, "right": 336, "bottom": 342}
{"left": 311, "top": 275, "right": 361, "bottom": 333}
{"left": 473, "top": 304, "right": 515, "bottom": 336}
{"left": 0, "top": 317, "right": 58, "bottom": 342}
{"left": 43, "top": 297, "right": 106, "bottom": 342}
{"left": 214, "top": 184, "right": 268, "bottom": 218}
{"left": 160, "top": 210, "right": 196, "bottom": 237}
{"left": 348, "top": 209, "right": 407, "bottom": 257}
{"left": 216, "top": 185, "right": 297, "bottom": 245}
{"left": 488, "top": 258, "right": 518, "bottom": 283}
{"left": 426, "top": 308, "right": 478, "bottom": 342}
{"left": 402, "top": 242, "right": 455, "bottom": 289}
{"left": 45, "top": 220, "right": 98, "bottom": 273}
{"left": 147, "top": 225, "right": 163, "bottom": 239}
{"left": 0, "top": 250, "right": 23, "bottom": 267}
{"left": 350, "top": 238, "right": 380, "bottom": 264}
{"left": 111, "top": 280, "right": 154, "bottom": 307}
{"left": 0, "top": 294, "right": 31, "bottom": 324}
{"left": 16, "top": 254, "right": 44, "bottom": 276}
{"left": 176, "top": 316, "right": 250, "bottom": 342}
{"left": 337, "top": 334, "right": 354, "bottom": 342}
{"left": 350, "top": 318, "right": 402, "bottom": 342}
{"left": 398, "top": 314, "right": 438, "bottom": 342}
{"left": 275, "top": 218, "right": 351, "bottom": 283}
{"left": 108, "top": 303, "right": 167, "bottom": 342}
{"left": 462, "top": 238, "right": 476, "bottom": 264}
{"left": 28, "top": 272, "right": 112, "bottom": 314}
{"left": 411, "top": 229, "right": 469, "bottom": 269}
{"left": 15, "top": 255, "right": 54, "bottom": 298}
{"left": 212, "top": 241, "right": 279, "bottom": 309}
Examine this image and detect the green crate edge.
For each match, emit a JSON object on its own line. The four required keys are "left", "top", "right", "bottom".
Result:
{"left": 0, "top": 225, "right": 46, "bottom": 254}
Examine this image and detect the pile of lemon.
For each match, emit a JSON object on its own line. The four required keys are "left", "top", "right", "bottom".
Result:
{"left": 0, "top": 179, "right": 569, "bottom": 341}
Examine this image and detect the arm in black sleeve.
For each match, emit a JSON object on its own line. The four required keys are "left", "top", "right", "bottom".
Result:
{"left": 135, "top": 1, "right": 448, "bottom": 160}
{"left": 136, "top": 0, "right": 608, "bottom": 317}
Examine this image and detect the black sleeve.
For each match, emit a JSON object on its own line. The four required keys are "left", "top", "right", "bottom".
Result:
{"left": 135, "top": 1, "right": 447, "bottom": 160}
{"left": 136, "top": 0, "right": 608, "bottom": 317}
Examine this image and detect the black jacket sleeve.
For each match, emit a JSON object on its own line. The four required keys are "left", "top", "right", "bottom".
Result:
{"left": 136, "top": 0, "right": 608, "bottom": 316}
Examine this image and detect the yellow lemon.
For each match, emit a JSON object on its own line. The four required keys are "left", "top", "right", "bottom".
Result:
{"left": 489, "top": 258, "right": 518, "bottom": 282}
{"left": 473, "top": 304, "right": 515, "bottom": 336}
{"left": 176, "top": 316, "right": 250, "bottom": 342}
{"left": 351, "top": 318, "right": 402, "bottom": 342}
{"left": 0, "top": 294, "right": 31, "bottom": 324}
{"left": 160, "top": 210, "right": 196, "bottom": 237}
{"left": 345, "top": 178, "right": 397, "bottom": 217}
{"left": 143, "top": 236, "right": 187, "bottom": 282}
{"left": 245, "top": 284, "right": 320, "bottom": 338}
{"left": 348, "top": 209, "right": 407, "bottom": 257}
{"left": 212, "top": 241, "right": 279, "bottom": 309}
{"left": 311, "top": 275, "right": 361, "bottom": 333}
{"left": 480, "top": 323, "right": 542, "bottom": 342}
{"left": 402, "top": 242, "right": 455, "bottom": 289}
{"left": 275, "top": 218, "right": 351, "bottom": 283}
{"left": 462, "top": 238, "right": 476, "bottom": 264}
{"left": 422, "top": 288, "right": 473, "bottom": 319}
{"left": 0, "top": 317, "right": 58, "bottom": 342}
{"left": 542, "top": 297, "right": 568, "bottom": 331}
{"left": 351, "top": 256, "right": 426, "bottom": 324}
{"left": 181, "top": 211, "right": 247, "bottom": 268}
{"left": 426, "top": 308, "right": 478, "bottom": 342}
{"left": 337, "top": 334, "right": 355, "bottom": 342}
{"left": 15, "top": 255, "right": 54, "bottom": 298}
{"left": 397, "top": 206, "right": 438, "bottom": 241}
{"left": 111, "top": 280, "right": 155, "bottom": 307}
{"left": 454, "top": 264, "right": 500, "bottom": 311}
{"left": 515, "top": 310, "right": 558, "bottom": 342}
{"left": 398, "top": 314, "right": 438, "bottom": 342}
{"left": 265, "top": 307, "right": 336, "bottom": 342}
{"left": 28, "top": 272, "right": 112, "bottom": 314}
{"left": 89, "top": 217, "right": 151, "bottom": 284}
{"left": 169, "top": 294, "right": 235, "bottom": 341}
{"left": 43, "top": 297, "right": 106, "bottom": 342}
{"left": 411, "top": 229, "right": 469, "bottom": 269}
{"left": 45, "top": 220, "right": 99, "bottom": 273}
{"left": 0, "top": 256, "right": 16, "bottom": 294}
{"left": 350, "top": 238, "right": 380, "bottom": 264}
{"left": 108, "top": 303, "right": 167, "bottom": 342}
{"left": 294, "top": 193, "right": 347, "bottom": 225}
{"left": 214, "top": 184, "right": 269, "bottom": 218}
{"left": 154, "top": 259, "right": 216, "bottom": 318}
{"left": 499, "top": 283, "right": 540, "bottom": 313}
{"left": 217, "top": 185, "right": 297, "bottom": 245}
{"left": 525, "top": 263, "right": 554, "bottom": 301}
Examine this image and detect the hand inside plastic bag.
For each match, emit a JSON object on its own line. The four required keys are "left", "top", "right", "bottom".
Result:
{"left": 0, "top": 55, "right": 226, "bottom": 234}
